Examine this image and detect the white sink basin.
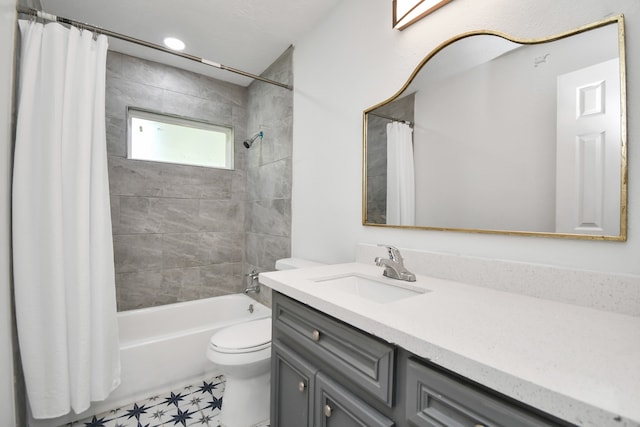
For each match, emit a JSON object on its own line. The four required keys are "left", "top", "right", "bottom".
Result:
{"left": 312, "top": 274, "right": 428, "bottom": 303}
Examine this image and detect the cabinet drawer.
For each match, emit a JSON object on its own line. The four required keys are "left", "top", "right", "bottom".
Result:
{"left": 315, "top": 372, "right": 395, "bottom": 427}
{"left": 406, "top": 358, "right": 566, "bottom": 427}
{"left": 273, "top": 293, "right": 395, "bottom": 406}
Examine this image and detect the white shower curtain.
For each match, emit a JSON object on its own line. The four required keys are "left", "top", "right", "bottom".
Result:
{"left": 386, "top": 122, "right": 415, "bottom": 226}
{"left": 12, "top": 20, "right": 120, "bottom": 419}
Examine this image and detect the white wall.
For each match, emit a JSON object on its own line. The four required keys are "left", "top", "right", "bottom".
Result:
{"left": 0, "top": 0, "right": 18, "bottom": 425}
{"left": 291, "top": 0, "right": 640, "bottom": 276}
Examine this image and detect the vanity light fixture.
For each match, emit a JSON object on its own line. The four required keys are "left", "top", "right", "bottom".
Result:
{"left": 163, "top": 37, "right": 185, "bottom": 51}
{"left": 393, "top": 0, "right": 452, "bottom": 30}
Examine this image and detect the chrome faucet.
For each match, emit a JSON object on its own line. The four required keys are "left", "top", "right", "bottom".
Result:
{"left": 375, "top": 244, "right": 416, "bottom": 282}
{"left": 244, "top": 270, "right": 260, "bottom": 294}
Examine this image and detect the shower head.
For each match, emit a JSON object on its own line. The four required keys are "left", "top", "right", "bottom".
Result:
{"left": 243, "top": 131, "right": 263, "bottom": 149}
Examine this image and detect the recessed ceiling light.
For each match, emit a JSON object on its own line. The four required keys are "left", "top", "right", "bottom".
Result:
{"left": 163, "top": 37, "right": 185, "bottom": 51}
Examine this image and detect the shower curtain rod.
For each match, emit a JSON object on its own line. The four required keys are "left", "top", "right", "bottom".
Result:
{"left": 368, "top": 112, "right": 413, "bottom": 126}
{"left": 16, "top": 7, "right": 293, "bottom": 91}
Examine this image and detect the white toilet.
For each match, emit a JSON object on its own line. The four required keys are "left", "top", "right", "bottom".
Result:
{"left": 206, "top": 258, "right": 324, "bottom": 427}
{"left": 207, "top": 317, "right": 272, "bottom": 427}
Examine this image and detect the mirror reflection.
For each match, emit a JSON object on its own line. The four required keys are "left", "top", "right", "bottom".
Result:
{"left": 364, "top": 16, "right": 626, "bottom": 240}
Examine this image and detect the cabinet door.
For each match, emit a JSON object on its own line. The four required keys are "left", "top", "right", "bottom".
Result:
{"left": 271, "top": 341, "right": 317, "bottom": 427}
{"left": 315, "top": 373, "right": 395, "bottom": 427}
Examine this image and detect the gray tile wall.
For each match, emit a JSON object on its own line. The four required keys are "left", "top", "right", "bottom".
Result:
{"left": 366, "top": 94, "right": 415, "bottom": 224}
{"left": 244, "top": 47, "right": 294, "bottom": 306}
{"left": 106, "top": 52, "right": 249, "bottom": 311}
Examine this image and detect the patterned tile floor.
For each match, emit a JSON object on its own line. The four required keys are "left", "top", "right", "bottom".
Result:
{"left": 65, "top": 374, "right": 269, "bottom": 427}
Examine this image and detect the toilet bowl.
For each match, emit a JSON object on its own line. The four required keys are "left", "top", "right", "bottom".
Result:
{"left": 206, "top": 259, "right": 324, "bottom": 426}
{"left": 206, "top": 317, "right": 272, "bottom": 427}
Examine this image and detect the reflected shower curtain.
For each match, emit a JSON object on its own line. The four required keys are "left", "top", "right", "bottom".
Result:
{"left": 386, "top": 122, "right": 415, "bottom": 226}
{"left": 13, "top": 20, "right": 120, "bottom": 418}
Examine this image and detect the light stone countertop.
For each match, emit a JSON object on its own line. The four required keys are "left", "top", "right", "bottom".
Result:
{"left": 259, "top": 262, "right": 640, "bottom": 427}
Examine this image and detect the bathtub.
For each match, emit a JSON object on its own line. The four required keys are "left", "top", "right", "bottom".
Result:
{"left": 31, "top": 293, "right": 270, "bottom": 427}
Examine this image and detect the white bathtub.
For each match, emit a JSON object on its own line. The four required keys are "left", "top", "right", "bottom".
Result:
{"left": 31, "top": 294, "right": 271, "bottom": 427}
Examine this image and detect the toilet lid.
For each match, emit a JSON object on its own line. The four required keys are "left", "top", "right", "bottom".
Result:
{"left": 209, "top": 317, "right": 271, "bottom": 354}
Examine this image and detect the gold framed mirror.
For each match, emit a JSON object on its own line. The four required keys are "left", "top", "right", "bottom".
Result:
{"left": 363, "top": 15, "right": 627, "bottom": 240}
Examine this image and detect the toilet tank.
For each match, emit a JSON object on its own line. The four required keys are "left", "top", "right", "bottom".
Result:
{"left": 275, "top": 258, "right": 325, "bottom": 270}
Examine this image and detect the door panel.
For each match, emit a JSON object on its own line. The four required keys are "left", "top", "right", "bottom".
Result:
{"left": 271, "top": 341, "right": 317, "bottom": 427}
{"left": 315, "top": 373, "right": 395, "bottom": 427}
{"left": 556, "top": 58, "right": 621, "bottom": 235}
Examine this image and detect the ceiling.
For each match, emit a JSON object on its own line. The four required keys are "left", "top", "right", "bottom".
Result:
{"left": 37, "top": 0, "right": 340, "bottom": 87}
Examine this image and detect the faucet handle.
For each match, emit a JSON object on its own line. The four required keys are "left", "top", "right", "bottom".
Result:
{"left": 245, "top": 270, "right": 259, "bottom": 279}
{"left": 377, "top": 244, "right": 402, "bottom": 262}
{"left": 244, "top": 270, "right": 260, "bottom": 294}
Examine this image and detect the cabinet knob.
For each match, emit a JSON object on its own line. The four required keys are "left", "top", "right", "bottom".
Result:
{"left": 312, "top": 329, "right": 321, "bottom": 341}
{"left": 324, "top": 404, "right": 332, "bottom": 417}
{"left": 298, "top": 381, "right": 306, "bottom": 392}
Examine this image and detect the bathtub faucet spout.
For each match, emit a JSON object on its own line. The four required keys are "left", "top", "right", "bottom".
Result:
{"left": 244, "top": 270, "right": 260, "bottom": 294}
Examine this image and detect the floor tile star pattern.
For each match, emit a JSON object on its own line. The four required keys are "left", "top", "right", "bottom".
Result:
{"left": 62, "top": 374, "right": 269, "bottom": 427}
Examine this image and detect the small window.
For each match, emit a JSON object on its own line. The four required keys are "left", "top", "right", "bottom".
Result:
{"left": 127, "top": 108, "right": 234, "bottom": 169}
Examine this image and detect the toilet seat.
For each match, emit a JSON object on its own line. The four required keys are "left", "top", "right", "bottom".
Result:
{"left": 209, "top": 317, "right": 271, "bottom": 354}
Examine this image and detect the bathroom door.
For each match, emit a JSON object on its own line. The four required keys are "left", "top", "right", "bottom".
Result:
{"left": 555, "top": 58, "right": 621, "bottom": 235}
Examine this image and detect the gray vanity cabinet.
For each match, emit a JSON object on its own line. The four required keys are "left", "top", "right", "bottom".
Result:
{"left": 271, "top": 292, "right": 572, "bottom": 427}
